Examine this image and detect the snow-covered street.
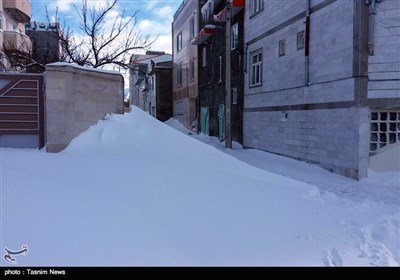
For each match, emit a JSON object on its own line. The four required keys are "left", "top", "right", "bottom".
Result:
{"left": 1, "top": 107, "right": 399, "bottom": 266}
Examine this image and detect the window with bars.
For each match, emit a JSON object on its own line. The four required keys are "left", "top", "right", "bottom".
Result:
{"left": 370, "top": 111, "right": 400, "bottom": 153}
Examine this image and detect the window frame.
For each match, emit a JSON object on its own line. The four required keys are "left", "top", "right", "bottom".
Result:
{"left": 177, "top": 32, "right": 183, "bottom": 52}
{"left": 250, "top": 49, "right": 263, "bottom": 88}
{"left": 202, "top": 47, "right": 207, "bottom": 67}
{"left": 177, "top": 67, "right": 183, "bottom": 88}
{"left": 217, "top": 56, "right": 222, "bottom": 83}
{"left": 231, "top": 22, "right": 239, "bottom": 50}
{"left": 279, "top": 39, "right": 286, "bottom": 57}
{"left": 232, "top": 87, "right": 238, "bottom": 105}
{"left": 251, "top": 0, "right": 264, "bottom": 16}
{"left": 190, "top": 60, "right": 195, "bottom": 81}
{"left": 297, "top": 31, "right": 305, "bottom": 51}
{"left": 189, "top": 17, "right": 195, "bottom": 40}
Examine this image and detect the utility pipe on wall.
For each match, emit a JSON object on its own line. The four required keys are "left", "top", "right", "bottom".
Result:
{"left": 366, "top": 0, "right": 381, "bottom": 56}
{"left": 305, "top": 0, "right": 311, "bottom": 86}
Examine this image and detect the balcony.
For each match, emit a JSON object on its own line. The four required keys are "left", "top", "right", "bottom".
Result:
{"left": 3, "top": 31, "right": 32, "bottom": 51}
{"left": 3, "top": 0, "right": 31, "bottom": 23}
{"left": 191, "top": 25, "right": 215, "bottom": 45}
{"left": 214, "top": 0, "right": 245, "bottom": 22}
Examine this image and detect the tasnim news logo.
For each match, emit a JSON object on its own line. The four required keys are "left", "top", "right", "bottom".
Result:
{"left": 3, "top": 245, "right": 28, "bottom": 264}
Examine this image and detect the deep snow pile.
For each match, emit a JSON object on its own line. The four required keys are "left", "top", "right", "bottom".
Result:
{"left": 1, "top": 107, "right": 399, "bottom": 266}
{"left": 165, "top": 118, "right": 400, "bottom": 206}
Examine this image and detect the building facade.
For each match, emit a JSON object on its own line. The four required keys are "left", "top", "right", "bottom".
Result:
{"left": 172, "top": 0, "right": 199, "bottom": 132}
{"left": 243, "top": 0, "right": 400, "bottom": 179}
{"left": 25, "top": 21, "right": 60, "bottom": 72}
{"left": 0, "top": 0, "right": 31, "bottom": 71}
{"left": 194, "top": 0, "right": 245, "bottom": 142}
{"left": 130, "top": 51, "right": 173, "bottom": 122}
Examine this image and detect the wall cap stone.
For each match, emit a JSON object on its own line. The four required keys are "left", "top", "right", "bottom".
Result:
{"left": 45, "top": 62, "right": 124, "bottom": 81}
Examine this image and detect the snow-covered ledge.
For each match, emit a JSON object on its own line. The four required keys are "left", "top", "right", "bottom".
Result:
{"left": 45, "top": 63, "right": 124, "bottom": 153}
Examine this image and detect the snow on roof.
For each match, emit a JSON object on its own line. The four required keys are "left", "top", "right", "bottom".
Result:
{"left": 46, "top": 62, "right": 123, "bottom": 76}
{"left": 131, "top": 54, "right": 172, "bottom": 65}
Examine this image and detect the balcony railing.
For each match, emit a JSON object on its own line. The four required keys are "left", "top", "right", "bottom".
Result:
{"left": 3, "top": 0, "right": 31, "bottom": 23}
{"left": 3, "top": 30, "right": 32, "bottom": 51}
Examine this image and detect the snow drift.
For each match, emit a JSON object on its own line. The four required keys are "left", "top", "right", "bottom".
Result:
{"left": 1, "top": 107, "right": 399, "bottom": 266}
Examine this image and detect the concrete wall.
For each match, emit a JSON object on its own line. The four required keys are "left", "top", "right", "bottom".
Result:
{"left": 45, "top": 63, "right": 124, "bottom": 153}
{"left": 370, "top": 144, "right": 400, "bottom": 172}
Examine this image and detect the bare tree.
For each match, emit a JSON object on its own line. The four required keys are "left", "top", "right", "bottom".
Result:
{"left": 1, "top": 0, "right": 153, "bottom": 72}
{"left": 53, "top": 0, "right": 153, "bottom": 69}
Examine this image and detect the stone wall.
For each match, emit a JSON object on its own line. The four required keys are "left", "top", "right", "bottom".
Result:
{"left": 368, "top": 0, "right": 400, "bottom": 99}
{"left": 243, "top": 0, "right": 370, "bottom": 179}
{"left": 45, "top": 63, "right": 124, "bottom": 152}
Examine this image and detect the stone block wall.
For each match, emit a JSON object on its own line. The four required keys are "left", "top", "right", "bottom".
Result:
{"left": 243, "top": 0, "right": 371, "bottom": 179}
{"left": 45, "top": 63, "right": 124, "bottom": 152}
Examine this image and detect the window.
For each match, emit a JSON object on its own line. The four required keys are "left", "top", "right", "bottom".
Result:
{"left": 279, "top": 39, "right": 286, "bottom": 57}
{"left": 370, "top": 111, "right": 400, "bottom": 153}
{"left": 177, "top": 33, "right": 183, "bottom": 52}
{"left": 202, "top": 47, "right": 207, "bottom": 67}
{"left": 250, "top": 50, "right": 263, "bottom": 87}
{"left": 231, "top": 23, "right": 238, "bottom": 50}
{"left": 297, "top": 31, "right": 305, "bottom": 50}
{"left": 232, "top": 87, "right": 238, "bottom": 104}
{"left": 177, "top": 67, "right": 183, "bottom": 87}
{"left": 217, "top": 56, "right": 222, "bottom": 82}
{"left": 252, "top": 0, "right": 264, "bottom": 15}
{"left": 190, "top": 18, "right": 195, "bottom": 40}
{"left": 190, "top": 60, "right": 195, "bottom": 81}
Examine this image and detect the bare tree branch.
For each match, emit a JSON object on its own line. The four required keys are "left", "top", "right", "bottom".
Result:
{"left": 2, "top": 0, "right": 154, "bottom": 72}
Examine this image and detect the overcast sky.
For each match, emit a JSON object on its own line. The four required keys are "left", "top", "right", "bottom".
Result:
{"left": 30, "top": 0, "right": 182, "bottom": 54}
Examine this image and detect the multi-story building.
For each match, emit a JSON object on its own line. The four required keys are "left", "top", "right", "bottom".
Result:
{"left": 130, "top": 51, "right": 173, "bottom": 121}
{"left": 25, "top": 21, "right": 60, "bottom": 72}
{"left": 172, "top": 0, "right": 199, "bottom": 132}
{"left": 0, "top": 0, "right": 31, "bottom": 71}
{"left": 243, "top": 0, "right": 400, "bottom": 179}
{"left": 193, "top": 0, "right": 245, "bottom": 142}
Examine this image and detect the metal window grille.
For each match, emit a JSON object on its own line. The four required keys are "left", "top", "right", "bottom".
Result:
{"left": 370, "top": 111, "right": 400, "bottom": 153}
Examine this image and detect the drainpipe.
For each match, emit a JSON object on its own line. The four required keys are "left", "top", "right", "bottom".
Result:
{"left": 225, "top": 1, "right": 232, "bottom": 149}
{"left": 366, "top": 0, "right": 380, "bottom": 56}
{"left": 305, "top": 0, "right": 311, "bottom": 86}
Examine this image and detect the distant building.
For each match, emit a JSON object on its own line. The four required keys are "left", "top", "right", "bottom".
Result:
{"left": 130, "top": 51, "right": 173, "bottom": 122}
{"left": 0, "top": 0, "right": 31, "bottom": 71}
{"left": 243, "top": 0, "right": 400, "bottom": 179}
{"left": 172, "top": 0, "right": 199, "bottom": 132}
{"left": 194, "top": 0, "right": 245, "bottom": 142}
{"left": 25, "top": 21, "right": 61, "bottom": 72}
